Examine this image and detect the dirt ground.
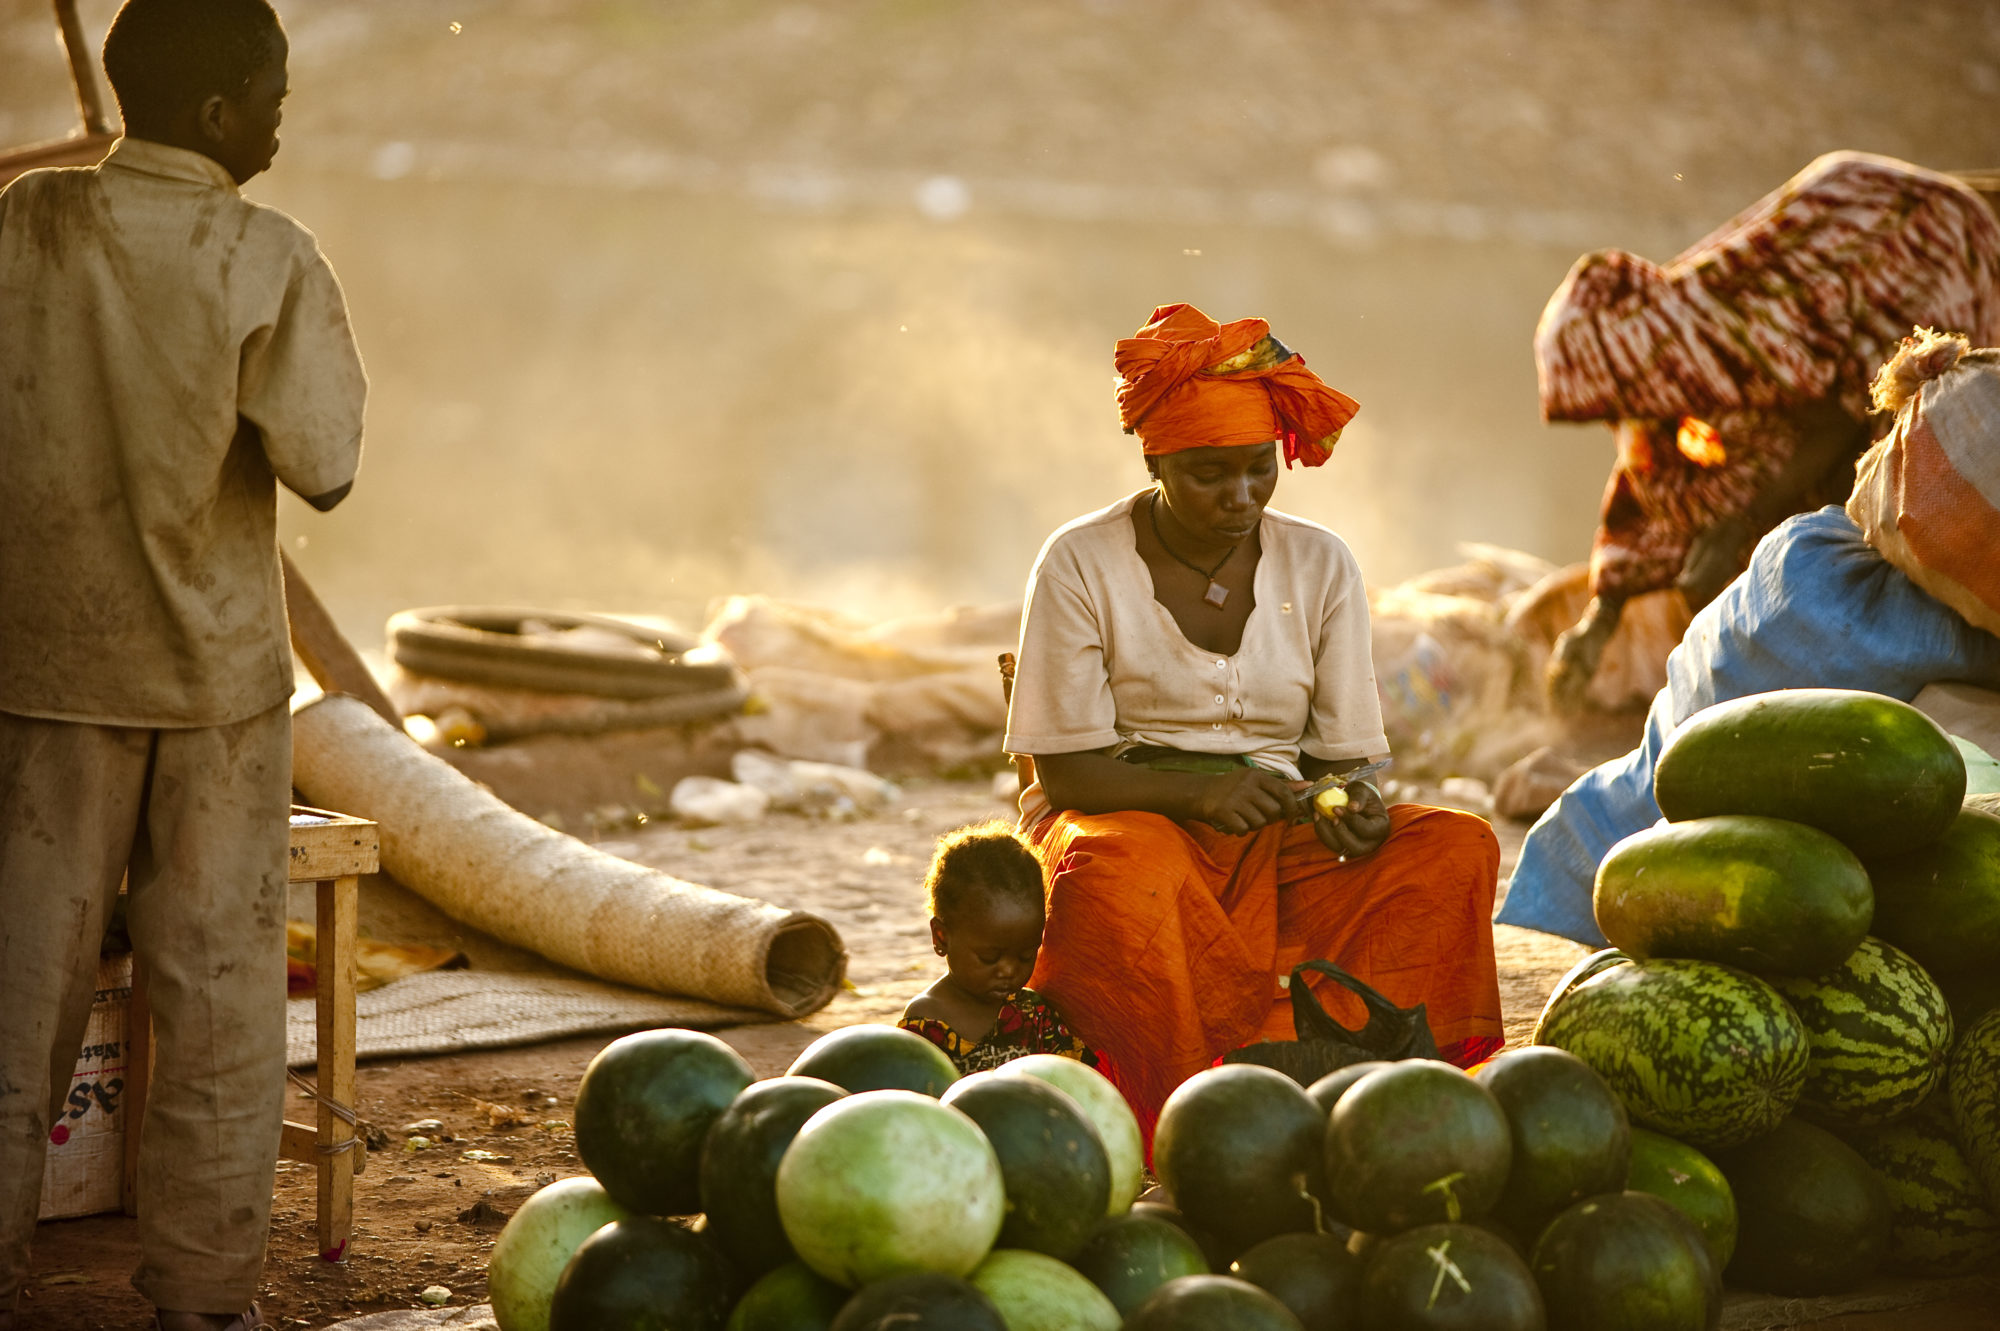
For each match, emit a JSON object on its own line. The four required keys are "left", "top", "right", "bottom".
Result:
{"left": 19, "top": 776, "right": 1563, "bottom": 1329}
{"left": 17, "top": 776, "right": 1994, "bottom": 1330}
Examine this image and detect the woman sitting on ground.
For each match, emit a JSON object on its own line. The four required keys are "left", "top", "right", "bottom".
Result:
{"left": 1004, "top": 303, "right": 1504, "bottom": 1139}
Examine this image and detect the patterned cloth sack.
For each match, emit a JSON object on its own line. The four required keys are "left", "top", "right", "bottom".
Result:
{"left": 1221, "top": 959, "right": 1439, "bottom": 1086}
{"left": 1535, "top": 152, "right": 2000, "bottom": 601}
{"left": 1848, "top": 329, "right": 2000, "bottom": 638}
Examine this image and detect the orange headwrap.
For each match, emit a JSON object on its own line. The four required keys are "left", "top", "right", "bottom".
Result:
{"left": 1114, "top": 303, "right": 1359, "bottom": 467}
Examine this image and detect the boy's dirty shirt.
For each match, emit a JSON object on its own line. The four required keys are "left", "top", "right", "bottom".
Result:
{"left": 0, "top": 137, "right": 366, "bottom": 728}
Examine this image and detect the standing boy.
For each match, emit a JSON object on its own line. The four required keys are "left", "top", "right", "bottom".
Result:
{"left": 0, "top": 2, "right": 366, "bottom": 1327}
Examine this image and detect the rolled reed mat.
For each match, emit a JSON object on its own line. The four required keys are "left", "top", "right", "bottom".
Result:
{"left": 292, "top": 694, "right": 846, "bottom": 1017}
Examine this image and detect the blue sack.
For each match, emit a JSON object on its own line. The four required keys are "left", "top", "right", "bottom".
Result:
{"left": 1498, "top": 507, "right": 2000, "bottom": 945}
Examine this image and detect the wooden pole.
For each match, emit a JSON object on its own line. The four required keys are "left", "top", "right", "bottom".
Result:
{"left": 281, "top": 551, "right": 403, "bottom": 728}
{"left": 52, "top": 0, "right": 113, "bottom": 136}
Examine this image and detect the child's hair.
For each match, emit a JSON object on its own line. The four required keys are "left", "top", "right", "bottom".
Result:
{"left": 102, "top": 0, "right": 285, "bottom": 132}
{"left": 925, "top": 821, "right": 1045, "bottom": 923}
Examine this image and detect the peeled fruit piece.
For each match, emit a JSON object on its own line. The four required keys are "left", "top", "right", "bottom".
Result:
{"left": 1313, "top": 786, "right": 1350, "bottom": 817}
{"left": 775, "top": 1089, "right": 1003, "bottom": 1286}
{"left": 489, "top": 1176, "right": 628, "bottom": 1331}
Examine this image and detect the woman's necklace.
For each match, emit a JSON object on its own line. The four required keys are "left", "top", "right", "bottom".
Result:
{"left": 1150, "top": 491, "right": 1239, "bottom": 610}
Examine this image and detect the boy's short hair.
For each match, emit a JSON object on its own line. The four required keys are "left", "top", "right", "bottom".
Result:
{"left": 102, "top": 0, "right": 284, "bottom": 131}
{"left": 925, "top": 821, "right": 1045, "bottom": 922}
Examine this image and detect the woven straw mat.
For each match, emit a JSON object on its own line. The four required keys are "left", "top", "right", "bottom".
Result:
{"left": 285, "top": 970, "right": 760, "bottom": 1069}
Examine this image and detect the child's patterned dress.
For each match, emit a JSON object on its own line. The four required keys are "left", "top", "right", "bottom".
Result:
{"left": 898, "top": 987, "right": 1104, "bottom": 1074}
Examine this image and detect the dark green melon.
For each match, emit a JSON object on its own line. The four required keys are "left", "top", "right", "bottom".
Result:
{"left": 1868, "top": 809, "right": 2000, "bottom": 980}
{"left": 1070, "top": 1214, "right": 1209, "bottom": 1318}
{"left": 1529, "top": 1192, "right": 1720, "bottom": 1331}
{"left": 939, "top": 1071, "right": 1112, "bottom": 1260}
{"left": 1325, "top": 1061, "right": 1511, "bottom": 1234}
{"left": 1654, "top": 689, "right": 1965, "bottom": 858}
{"left": 1154, "top": 1065, "right": 1326, "bottom": 1256}
{"left": 573, "top": 1028, "right": 755, "bottom": 1216}
{"left": 1305, "top": 1060, "right": 1392, "bottom": 1117}
{"left": 726, "top": 1261, "right": 849, "bottom": 1331}
{"left": 1937, "top": 967, "right": 2000, "bottom": 1029}
{"left": 1593, "top": 816, "right": 1872, "bottom": 976}
{"left": 1624, "top": 1127, "right": 1737, "bottom": 1272}
{"left": 1950, "top": 1008, "right": 2000, "bottom": 1213}
{"left": 826, "top": 1272, "right": 1005, "bottom": 1331}
{"left": 700, "top": 1077, "right": 848, "bottom": 1277}
{"left": 1469, "top": 1215, "right": 1528, "bottom": 1259}
{"left": 1534, "top": 957, "right": 1807, "bottom": 1149}
{"left": 1712, "top": 1117, "right": 1891, "bottom": 1295}
{"left": 1474, "top": 1046, "right": 1631, "bottom": 1238}
{"left": 1847, "top": 1112, "right": 2000, "bottom": 1277}
{"left": 1360, "top": 1223, "right": 1545, "bottom": 1331}
{"left": 1766, "top": 937, "right": 1953, "bottom": 1129}
{"left": 787, "top": 1025, "right": 958, "bottom": 1097}
{"left": 548, "top": 1215, "right": 739, "bottom": 1331}
{"left": 1123, "top": 1275, "right": 1308, "bottom": 1331}
{"left": 1126, "top": 1202, "right": 1229, "bottom": 1273}
{"left": 1228, "top": 1232, "right": 1358, "bottom": 1331}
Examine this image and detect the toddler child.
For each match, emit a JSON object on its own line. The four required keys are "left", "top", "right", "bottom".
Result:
{"left": 898, "top": 822, "right": 1102, "bottom": 1074}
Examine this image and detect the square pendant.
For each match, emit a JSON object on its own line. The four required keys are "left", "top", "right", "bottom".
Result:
{"left": 1203, "top": 580, "right": 1230, "bottom": 609}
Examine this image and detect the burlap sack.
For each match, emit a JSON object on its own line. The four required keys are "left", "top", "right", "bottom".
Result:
{"left": 1848, "top": 330, "right": 2000, "bottom": 639}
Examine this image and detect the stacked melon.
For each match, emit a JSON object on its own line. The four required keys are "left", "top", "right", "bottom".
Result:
{"left": 1535, "top": 688, "right": 2000, "bottom": 1296}
{"left": 488, "top": 1023, "right": 1314, "bottom": 1331}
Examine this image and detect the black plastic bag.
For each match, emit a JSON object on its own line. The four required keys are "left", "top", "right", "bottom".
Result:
{"left": 1220, "top": 959, "right": 1440, "bottom": 1086}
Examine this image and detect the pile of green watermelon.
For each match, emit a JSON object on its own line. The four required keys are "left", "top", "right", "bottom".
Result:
{"left": 487, "top": 1015, "right": 1736, "bottom": 1330}
{"left": 1535, "top": 687, "right": 2000, "bottom": 1301}
{"left": 487, "top": 1022, "right": 1319, "bottom": 1331}
{"left": 479, "top": 688, "right": 2000, "bottom": 1330}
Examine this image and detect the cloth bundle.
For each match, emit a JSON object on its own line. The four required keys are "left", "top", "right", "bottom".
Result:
{"left": 1848, "top": 329, "right": 2000, "bottom": 638}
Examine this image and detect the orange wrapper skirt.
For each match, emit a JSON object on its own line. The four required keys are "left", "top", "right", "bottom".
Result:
{"left": 1027, "top": 804, "right": 1504, "bottom": 1145}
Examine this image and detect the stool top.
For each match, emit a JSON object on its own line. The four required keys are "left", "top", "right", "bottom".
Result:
{"left": 289, "top": 805, "right": 379, "bottom": 880}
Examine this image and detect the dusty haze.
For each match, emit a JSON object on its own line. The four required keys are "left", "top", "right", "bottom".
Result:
{"left": 5, "top": 0, "right": 1998, "bottom": 645}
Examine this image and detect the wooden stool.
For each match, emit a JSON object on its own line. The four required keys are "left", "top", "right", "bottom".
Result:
{"left": 122, "top": 806, "right": 379, "bottom": 1262}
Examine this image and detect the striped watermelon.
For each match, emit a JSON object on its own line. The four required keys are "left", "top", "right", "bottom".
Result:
{"left": 1534, "top": 957, "right": 1808, "bottom": 1150}
{"left": 1950, "top": 1009, "right": 2000, "bottom": 1212}
{"left": 1847, "top": 1110, "right": 2000, "bottom": 1276}
{"left": 1766, "top": 938, "right": 1953, "bottom": 1129}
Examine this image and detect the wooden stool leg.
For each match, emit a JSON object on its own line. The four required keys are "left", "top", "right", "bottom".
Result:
{"left": 122, "top": 954, "right": 150, "bottom": 1217}
{"left": 315, "top": 874, "right": 358, "bottom": 1261}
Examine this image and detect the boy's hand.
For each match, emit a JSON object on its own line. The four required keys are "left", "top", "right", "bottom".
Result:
{"left": 1195, "top": 768, "right": 1304, "bottom": 835}
{"left": 1315, "top": 781, "right": 1391, "bottom": 859}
